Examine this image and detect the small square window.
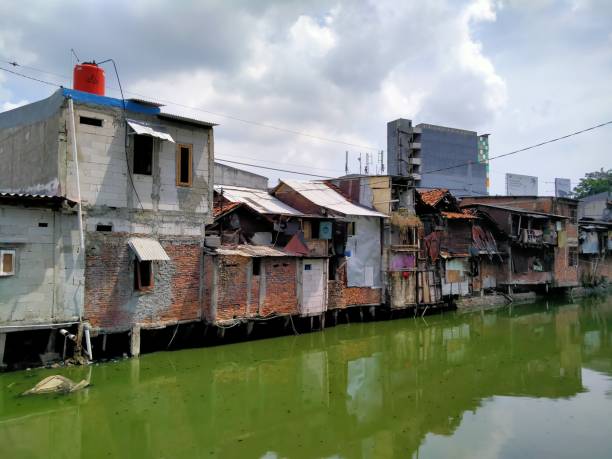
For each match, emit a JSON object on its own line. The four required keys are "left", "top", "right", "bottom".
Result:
{"left": 176, "top": 144, "right": 193, "bottom": 187}
{"left": 96, "top": 224, "right": 113, "bottom": 232}
{"left": 304, "top": 264, "right": 312, "bottom": 271}
{"left": 0, "top": 249, "right": 16, "bottom": 276}
{"left": 133, "top": 135, "right": 153, "bottom": 175}
{"left": 134, "top": 260, "right": 153, "bottom": 290}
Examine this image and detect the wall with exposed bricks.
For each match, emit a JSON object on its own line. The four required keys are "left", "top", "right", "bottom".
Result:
{"left": 85, "top": 232, "right": 201, "bottom": 332}
{"left": 205, "top": 255, "right": 299, "bottom": 323}
{"left": 328, "top": 263, "right": 381, "bottom": 309}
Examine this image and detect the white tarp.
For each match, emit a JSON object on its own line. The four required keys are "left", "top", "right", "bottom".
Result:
{"left": 128, "top": 238, "right": 170, "bottom": 261}
{"left": 345, "top": 216, "right": 382, "bottom": 288}
{"left": 127, "top": 119, "right": 175, "bottom": 143}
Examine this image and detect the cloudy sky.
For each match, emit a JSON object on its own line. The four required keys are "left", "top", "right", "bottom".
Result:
{"left": 0, "top": 0, "right": 610, "bottom": 194}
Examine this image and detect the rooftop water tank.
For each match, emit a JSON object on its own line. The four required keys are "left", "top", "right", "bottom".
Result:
{"left": 73, "top": 62, "right": 105, "bottom": 96}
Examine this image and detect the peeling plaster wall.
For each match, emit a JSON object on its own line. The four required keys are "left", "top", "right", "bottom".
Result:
{"left": 0, "top": 204, "right": 83, "bottom": 327}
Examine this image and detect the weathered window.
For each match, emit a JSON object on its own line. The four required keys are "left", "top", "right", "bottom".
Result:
{"left": 176, "top": 144, "right": 193, "bottom": 187}
{"left": 252, "top": 258, "right": 261, "bottom": 276}
{"left": 568, "top": 247, "right": 578, "bottom": 267}
{"left": 133, "top": 135, "right": 153, "bottom": 175}
{"left": 96, "top": 224, "right": 113, "bottom": 232}
{"left": 38, "top": 222, "right": 48, "bottom": 228}
{"left": 569, "top": 207, "right": 577, "bottom": 224}
{"left": 134, "top": 260, "right": 153, "bottom": 290}
{"left": 347, "top": 221, "right": 356, "bottom": 236}
{"left": 80, "top": 116, "right": 103, "bottom": 127}
{"left": 0, "top": 249, "right": 16, "bottom": 276}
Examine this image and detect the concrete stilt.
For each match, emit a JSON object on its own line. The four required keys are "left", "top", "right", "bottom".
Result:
{"left": 45, "top": 329, "right": 56, "bottom": 353}
{"left": 359, "top": 308, "right": 364, "bottom": 322}
{"left": 102, "top": 334, "right": 108, "bottom": 352}
{"left": 369, "top": 306, "right": 376, "bottom": 318}
{"left": 130, "top": 326, "right": 141, "bottom": 358}
{"left": 0, "top": 333, "right": 6, "bottom": 369}
{"left": 284, "top": 316, "right": 291, "bottom": 330}
{"left": 246, "top": 321, "right": 254, "bottom": 336}
{"left": 217, "top": 327, "right": 225, "bottom": 339}
{"left": 320, "top": 314, "right": 325, "bottom": 330}
{"left": 334, "top": 310, "right": 338, "bottom": 326}
{"left": 310, "top": 316, "right": 314, "bottom": 331}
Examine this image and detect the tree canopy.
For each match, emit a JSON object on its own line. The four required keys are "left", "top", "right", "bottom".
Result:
{"left": 572, "top": 168, "right": 612, "bottom": 199}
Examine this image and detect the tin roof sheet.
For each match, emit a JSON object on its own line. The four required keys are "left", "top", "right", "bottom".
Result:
{"left": 463, "top": 203, "right": 568, "bottom": 219}
{"left": 127, "top": 119, "right": 175, "bottom": 142}
{"left": 418, "top": 188, "right": 450, "bottom": 207}
{"left": 441, "top": 211, "right": 477, "bottom": 220}
{"left": 215, "top": 185, "right": 306, "bottom": 216}
{"left": 280, "top": 180, "right": 387, "bottom": 218}
{"left": 128, "top": 238, "right": 170, "bottom": 261}
{"left": 215, "top": 245, "right": 289, "bottom": 257}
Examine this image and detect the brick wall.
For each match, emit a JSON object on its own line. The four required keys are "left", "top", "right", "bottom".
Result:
{"left": 328, "top": 263, "right": 381, "bottom": 309}
{"left": 207, "top": 255, "right": 299, "bottom": 323}
{"left": 259, "top": 258, "right": 299, "bottom": 316}
{"left": 85, "top": 232, "right": 202, "bottom": 332}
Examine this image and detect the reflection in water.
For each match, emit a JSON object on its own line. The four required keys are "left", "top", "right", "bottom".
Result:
{"left": 1, "top": 296, "right": 612, "bottom": 458}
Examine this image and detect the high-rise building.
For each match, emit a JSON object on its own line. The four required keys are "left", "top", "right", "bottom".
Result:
{"left": 387, "top": 119, "right": 488, "bottom": 196}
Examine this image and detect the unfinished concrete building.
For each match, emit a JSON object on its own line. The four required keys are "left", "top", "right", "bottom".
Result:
{"left": 0, "top": 193, "right": 83, "bottom": 369}
{"left": 0, "top": 87, "right": 215, "bottom": 358}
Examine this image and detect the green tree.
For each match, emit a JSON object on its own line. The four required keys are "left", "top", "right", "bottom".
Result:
{"left": 572, "top": 168, "right": 612, "bottom": 199}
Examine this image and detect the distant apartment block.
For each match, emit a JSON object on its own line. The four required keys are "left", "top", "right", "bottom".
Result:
{"left": 387, "top": 119, "right": 488, "bottom": 197}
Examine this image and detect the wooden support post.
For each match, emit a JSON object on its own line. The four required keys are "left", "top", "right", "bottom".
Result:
{"left": 359, "top": 308, "right": 364, "bottom": 322}
{"left": 130, "top": 326, "right": 141, "bottom": 358}
{"left": 217, "top": 327, "right": 226, "bottom": 339}
{"left": 369, "top": 306, "right": 376, "bottom": 318}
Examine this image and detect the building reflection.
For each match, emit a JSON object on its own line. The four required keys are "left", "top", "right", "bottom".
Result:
{"left": 0, "top": 297, "right": 611, "bottom": 458}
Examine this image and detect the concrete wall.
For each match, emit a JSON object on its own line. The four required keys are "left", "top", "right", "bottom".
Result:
{"left": 214, "top": 163, "right": 268, "bottom": 190}
{"left": 0, "top": 204, "right": 83, "bottom": 328}
{"left": 64, "top": 103, "right": 214, "bottom": 237}
{"left": 0, "top": 91, "right": 64, "bottom": 196}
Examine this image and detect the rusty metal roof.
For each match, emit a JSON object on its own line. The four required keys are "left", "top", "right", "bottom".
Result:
{"left": 418, "top": 189, "right": 450, "bottom": 207}
{"left": 441, "top": 211, "right": 477, "bottom": 220}
{"left": 213, "top": 201, "right": 243, "bottom": 218}
{"left": 215, "top": 245, "right": 290, "bottom": 257}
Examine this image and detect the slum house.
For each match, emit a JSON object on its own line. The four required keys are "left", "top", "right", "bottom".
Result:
{"left": 416, "top": 189, "right": 491, "bottom": 298}
{"left": 0, "top": 193, "right": 83, "bottom": 369}
{"left": 0, "top": 76, "right": 215, "bottom": 358}
{"left": 331, "top": 175, "right": 442, "bottom": 309}
{"left": 461, "top": 202, "right": 573, "bottom": 292}
{"left": 204, "top": 186, "right": 329, "bottom": 328}
{"left": 577, "top": 218, "right": 611, "bottom": 285}
{"left": 461, "top": 196, "right": 580, "bottom": 290}
{"left": 272, "top": 180, "right": 387, "bottom": 317}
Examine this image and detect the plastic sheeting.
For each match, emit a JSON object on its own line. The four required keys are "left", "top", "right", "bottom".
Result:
{"left": 345, "top": 216, "right": 382, "bottom": 288}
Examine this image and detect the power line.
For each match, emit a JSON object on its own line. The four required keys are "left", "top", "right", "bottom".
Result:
{"left": 0, "top": 60, "right": 380, "bottom": 151}
{"left": 216, "top": 158, "right": 334, "bottom": 178}
{"left": 421, "top": 120, "right": 612, "bottom": 175}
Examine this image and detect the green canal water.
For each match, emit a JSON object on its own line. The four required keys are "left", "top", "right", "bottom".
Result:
{"left": 2, "top": 296, "right": 612, "bottom": 459}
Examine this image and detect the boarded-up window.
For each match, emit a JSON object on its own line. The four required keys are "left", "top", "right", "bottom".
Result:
{"left": 133, "top": 135, "right": 153, "bottom": 175}
{"left": 134, "top": 260, "right": 153, "bottom": 290}
{"left": 0, "top": 249, "right": 16, "bottom": 276}
{"left": 176, "top": 144, "right": 192, "bottom": 186}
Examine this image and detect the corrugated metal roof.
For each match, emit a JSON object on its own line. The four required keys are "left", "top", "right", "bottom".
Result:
{"left": 463, "top": 203, "right": 568, "bottom": 219}
{"left": 0, "top": 192, "right": 75, "bottom": 206}
{"left": 127, "top": 119, "right": 175, "bottom": 142}
{"left": 215, "top": 185, "right": 307, "bottom": 216}
{"left": 215, "top": 245, "right": 290, "bottom": 257}
{"left": 213, "top": 201, "right": 243, "bottom": 218}
{"left": 128, "top": 238, "right": 170, "bottom": 261}
{"left": 158, "top": 108, "right": 217, "bottom": 128}
{"left": 280, "top": 180, "right": 388, "bottom": 218}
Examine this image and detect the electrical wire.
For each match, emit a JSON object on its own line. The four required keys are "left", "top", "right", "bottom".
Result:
{"left": 0, "top": 59, "right": 380, "bottom": 151}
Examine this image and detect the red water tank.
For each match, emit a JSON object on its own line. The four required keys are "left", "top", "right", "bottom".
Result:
{"left": 73, "top": 62, "right": 105, "bottom": 95}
